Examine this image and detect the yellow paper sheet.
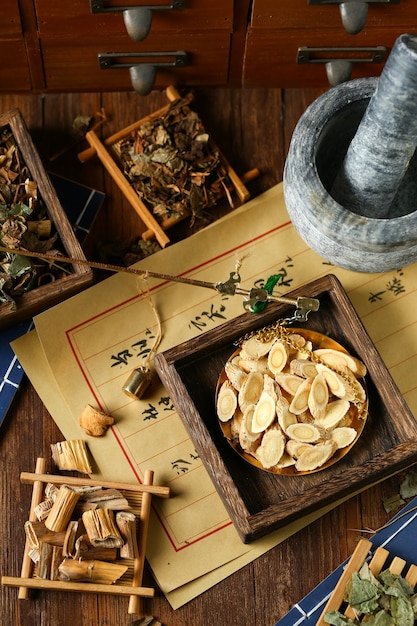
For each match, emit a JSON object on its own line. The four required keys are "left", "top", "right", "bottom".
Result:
{"left": 12, "top": 183, "right": 417, "bottom": 607}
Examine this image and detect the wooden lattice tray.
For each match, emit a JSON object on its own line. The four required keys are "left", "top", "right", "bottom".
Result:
{"left": 1, "top": 458, "right": 170, "bottom": 616}
{"left": 77, "top": 85, "right": 253, "bottom": 248}
{"left": 317, "top": 538, "right": 417, "bottom": 624}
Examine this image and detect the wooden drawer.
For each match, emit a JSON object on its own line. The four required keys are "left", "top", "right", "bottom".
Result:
{"left": 243, "top": 27, "right": 402, "bottom": 87}
{"left": 0, "top": 0, "right": 23, "bottom": 37}
{"left": 249, "top": 0, "right": 417, "bottom": 30}
{"left": 40, "top": 31, "right": 231, "bottom": 91}
{"left": 0, "top": 41, "right": 31, "bottom": 91}
{"left": 34, "top": 0, "right": 234, "bottom": 36}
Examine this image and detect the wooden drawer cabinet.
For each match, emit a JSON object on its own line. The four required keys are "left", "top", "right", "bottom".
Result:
{"left": 34, "top": 0, "right": 233, "bottom": 92}
{"left": 0, "top": 0, "right": 31, "bottom": 91}
{"left": 3, "top": 0, "right": 417, "bottom": 91}
{"left": 243, "top": 0, "right": 417, "bottom": 87}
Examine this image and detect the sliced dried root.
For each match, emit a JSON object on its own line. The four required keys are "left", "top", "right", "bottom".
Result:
{"left": 308, "top": 373, "right": 329, "bottom": 420}
{"left": 315, "top": 399, "right": 350, "bottom": 430}
{"left": 217, "top": 380, "right": 238, "bottom": 422}
{"left": 289, "top": 378, "right": 312, "bottom": 415}
{"left": 330, "top": 426, "right": 357, "bottom": 449}
{"left": 251, "top": 392, "right": 277, "bottom": 433}
{"left": 275, "top": 372, "right": 305, "bottom": 395}
{"left": 313, "top": 348, "right": 367, "bottom": 378}
{"left": 286, "top": 422, "right": 321, "bottom": 443}
{"left": 240, "top": 335, "right": 275, "bottom": 359}
{"left": 295, "top": 440, "right": 338, "bottom": 472}
{"left": 267, "top": 340, "right": 289, "bottom": 375}
{"left": 290, "top": 358, "right": 318, "bottom": 379}
{"left": 255, "top": 428, "right": 285, "bottom": 468}
{"left": 218, "top": 328, "right": 367, "bottom": 473}
{"left": 224, "top": 361, "right": 247, "bottom": 391}
{"left": 238, "top": 370, "right": 264, "bottom": 411}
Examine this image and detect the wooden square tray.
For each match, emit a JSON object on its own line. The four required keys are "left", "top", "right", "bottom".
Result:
{"left": 0, "top": 109, "right": 93, "bottom": 328}
{"left": 1, "top": 457, "right": 170, "bottom": 616}
{"left": 154, "top": 274, "right": 417, "bottom": 543}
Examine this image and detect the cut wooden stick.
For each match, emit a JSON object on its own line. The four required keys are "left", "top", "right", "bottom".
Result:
{"left": 128, "top": 469, "right": 153, "bottom": 616}
{"left": 85, "top": 129, "right": 170, "bottom": 249}
{"left": 2, "top": 577, "right": 155, "bottom": 597}
{"left": 20, "top": 471, "right": 170, "bottom": 498}
{"left": 18, "top": 457, "right": 47, "bottom": 599}
{"left": 316, "top": 538, "right": 372, "bottom": 626}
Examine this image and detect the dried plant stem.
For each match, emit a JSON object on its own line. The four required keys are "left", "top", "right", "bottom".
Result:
{"left": 44, "top": 486, "right": 80, "bottom": 533}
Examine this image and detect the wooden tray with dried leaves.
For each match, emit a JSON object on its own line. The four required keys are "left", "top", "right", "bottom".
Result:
{"left": 78, "top": 85, "right": 253, "bottom": 248}
{"left": 0, "top": 109, "right": 93, "bottom": 328}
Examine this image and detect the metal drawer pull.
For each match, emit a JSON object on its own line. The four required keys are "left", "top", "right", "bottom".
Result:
{"left": 90, "top": 1, "right": 186, "bottom": 41}
{"left": 98, "top": 51, "right": 187, "bottom": 95}
{"left": 308, "top": 0, "right": 400, "bottom": 35}
{"left": 297, "top": 46, "right": 386, "bottom": 86}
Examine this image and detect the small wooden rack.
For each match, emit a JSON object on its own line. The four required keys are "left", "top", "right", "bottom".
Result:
{"left": 78, "top": 86, "right": 254, "bottom": 248}
{"left": 1, "top": 458, "right": 170, "bottom": 616}
{"left": 317, "top": 538, "right": 417, "bottom": 624}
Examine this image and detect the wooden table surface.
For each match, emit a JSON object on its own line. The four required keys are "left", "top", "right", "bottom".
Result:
{"left": 0, "top": 87, "right": 410, "bottom": 626}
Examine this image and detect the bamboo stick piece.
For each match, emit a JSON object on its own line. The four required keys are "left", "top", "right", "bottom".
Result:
{"left": 316, "top": 538, "right": 372, "bottom": 626}
{"left": 128, "top": 469, "right": 154, "bottom": 616}
{"left": 44, "top": 485, "right": 80, "bottom": 532}
{"left": 85, "top": 129, "right": 170, "bottom": 248}
{"left": 2, "top": 577, "right": 155, "bottom": 597}
{"left": 18, "top": 457, "right": 47, "bottom": 599}
{"left": 82, "top": 509, "right": 123, "bottom": 548}
{"left": 20, "top": 472, "right": 170, "bottom": 498}
{"left": 117, "top": 512, "right": 139, "bottom": 559}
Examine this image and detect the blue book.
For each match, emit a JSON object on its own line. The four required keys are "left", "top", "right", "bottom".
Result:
{"left": 275, "top": 497, "right": 417, "bottom": 625}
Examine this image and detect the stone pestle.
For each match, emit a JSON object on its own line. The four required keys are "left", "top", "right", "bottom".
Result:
{"left": 283, "top": 33, "right": 417, "bottom": 273}
{"left": 331, "top": 33, "right": 417, "bottom": 219}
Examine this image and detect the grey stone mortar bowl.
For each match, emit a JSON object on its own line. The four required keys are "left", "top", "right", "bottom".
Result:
{"left": 283, "top": 77, "right": 417, "bottom": 273}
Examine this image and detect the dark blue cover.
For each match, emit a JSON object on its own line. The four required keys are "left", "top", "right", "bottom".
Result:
{"left": 274, "top": 497, "right": 417, "bottom": 625}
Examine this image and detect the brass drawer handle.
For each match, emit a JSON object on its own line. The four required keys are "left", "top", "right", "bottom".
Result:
{"left": 98, "top": 51, "right": 188, "bottom": 95}
{"left": 297, "top": 46, "right": 387, "bottom": 85}
{"left": 90, "top": 1, "right": 186, "bottom": 41}
{"left": 308, "top": 0, "right": 400, "bottom": 35}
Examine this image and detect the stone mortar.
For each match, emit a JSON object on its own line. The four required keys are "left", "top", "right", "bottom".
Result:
{"left": 283, "top": 34, "right": 417, "bottom": 273}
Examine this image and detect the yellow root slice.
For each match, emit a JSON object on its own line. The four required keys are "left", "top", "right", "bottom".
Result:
{"left": 255, "top": 428, "right": 285, "bottom": 468}
{"left": 230, "top": 410, "right": 243, "bottom": 439}
{"left": 251, "top": 392, "right": 277, "bottom": 433}
{"left": 224, "top": 361, "right": 247, "bottom": 391}
{"left": 275, "top": 452, "right": 296, "bottom": 468}
{"left": 217, "top": 380, "right": 238, "bottom": 422}
{"left": 238, "top": 370, "right": 264, "bottom": 411}
{"left": 241, "top": 335, "right": 275, "bottom": 359}
{"left": 289, "top": 378, "right": 312, "bottom": 415}
{"left": 295, "top": 440, "right": 338, "bottom": 472}
{"left": 290, "top": 358, "right": 318, "bottom": 379}
{"left": 315, "top": 399, "right": 350, "bottom": 429}
{"left": 276, "top": 396, "right": 297, "bottom": 431}
{"left": 286, "top": 422, "right": 321, "bottom": 443}
{"left": 315, "top": 364, "right": 356, "bottom": 402}
{"left": 267, "top": 340, "right": 289, "bottom": 375}
{"left": 239, "top": 405, "right": 261, "bottom": 452}
{"left": 308, "top": 373, "right": 329, "bottom": 419}
{"left": 330, "top": 426, "right": 357, "bottom": 449}
{"left": 238, "top": 356, "right": 269, "bottom": 374}
{"left": 313, "top": 348, "right": 367, "bottom": 378}
{"left": 285, "top": 439, "right": 314, "bottom": 459}
{"left": 275, "top": 373, "right": 305, "bottom": 396}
